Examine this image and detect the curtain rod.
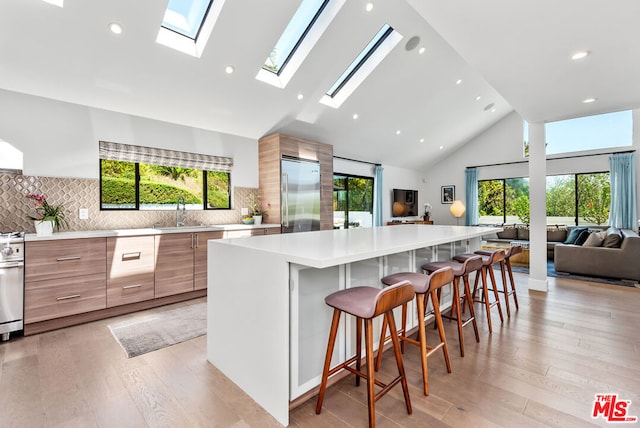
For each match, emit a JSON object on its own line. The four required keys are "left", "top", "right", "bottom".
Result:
{"left": 466, "top": 149, "right": 635, "bottom": 169}
{"left": 333, "top": 155, "right": 381, "bottom": 167}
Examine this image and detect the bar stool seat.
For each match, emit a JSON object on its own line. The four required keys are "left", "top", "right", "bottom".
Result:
{"left": 475, "top": 245, "right": 520, "bottom": 317}
{"left": 375, "top": 267, "right": 454, "bottom": 396}
{"left": 316, "top": 281, "right": 415, "bottom": 428}
{"left": 422, "top": 256, "right": 483, "bottom": 357}
{"left": 453, "top": 250, "right": 505, "bottom": 333}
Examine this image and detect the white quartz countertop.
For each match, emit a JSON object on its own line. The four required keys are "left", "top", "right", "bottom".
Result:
{"left": 210, "top": 225, "right": 501, "bottom": 269}
{"left": 24, "top": 223, "right": 280, "bottom": 241}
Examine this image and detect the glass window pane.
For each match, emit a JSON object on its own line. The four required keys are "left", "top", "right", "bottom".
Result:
{"left": 478, "top": 180, "right": 504, "bottom": 224}
{"left": 505, "top": 177, "right": 529, "bottom": 224}
{"left": 545, "top": 110, "right": 632, "bottom": 155}
{"left": 206, "top": 170, "right": 230, "bottom": 209}
{"left": 577, "top": 172, "right": 610, "bottom": 226}
{"left": 332, "top": 174, "right": 373, "bottom": 228}
{"left": 139, "top": 164, "right": 203, "bottom": 210}
{"left": 162, "top": 0, "right": 212, "bottom": 40}
{"left": 101, "top": 159, "right": 136, "bottom": 209}
{"left": 546, "top": 175, "right": 575, "bottom": 225}
{"left": 263, "top": 0, "right": 327, "bottom": 73}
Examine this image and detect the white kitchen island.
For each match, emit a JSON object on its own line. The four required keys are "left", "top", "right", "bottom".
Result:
{"left": 207, "top": 225, "right": 500, "bottom": 426}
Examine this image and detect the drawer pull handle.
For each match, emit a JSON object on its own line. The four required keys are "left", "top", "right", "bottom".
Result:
{"left": 122, "top": 251, "right": 142, "bottom": 260}
{"left": 122, "top": 284, "right": 142, "bottom": 290}
{"left": 56, "top": 294, "right": 81, "bottom": 301}
{"left": 57, "top": 256, "right": 81, "bottom": 262}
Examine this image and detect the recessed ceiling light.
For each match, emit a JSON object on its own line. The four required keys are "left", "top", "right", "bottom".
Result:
{"left": 582, "top": 97, "right": 597, "bottom": 104}
{"left": 297, "top": 93, "right": 304, "bottom": 100}
{"left": 490, "top": 108, "right": 496, "bottom": 113}
{"left": 456, "top": 79, "right": 462, "bottom": 85}
{"left": 418, "top": 47, "right": 426, "bottom": 55}
{"left": 42, "top": 0, "right": 63, "bottom": 7}
{"left": 419, "top": 138, "right": 424, "bottom": 143}
{"left": 365, "top": 2, "right": 374, "bottom": 12}
{"left": 439, "top": 145, "right": 444, "bottom": 150}
{"left": 108, "top": 22, "right": 123, "bottom": 35}
{"left": 352, "top": 113, "right": 359, "bottom": 120}
{"left": 571, "top": 50, "right": 590, "bottom": 61}
{"left": 225, "top": 65, "right": 235, "bottom": 74}
{"left": 475, "top": 96, "right": 481, "bottom": 101}
{"left": 395, "top": 130, "right": 401, "bottom": 135}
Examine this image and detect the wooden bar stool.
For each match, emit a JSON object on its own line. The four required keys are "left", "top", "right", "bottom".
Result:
{"left": 316, "top": 281, "right": 415, "bottom": 428}
{"left": 453, "top": 249, "right": 505, "bottom": 333}
{"left": 374, "top": 266, "right": 454, "bottom": 396}
{"left": 475, "top": 245, "right": 520, "bottom": 317}
{"left": 421, "top": 256, "right": 483, "bottom": 357}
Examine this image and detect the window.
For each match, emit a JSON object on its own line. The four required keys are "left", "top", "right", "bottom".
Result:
{"left": 99, "top": 142, "right": 232, "bottom": 210}
{"left": 333, "top": 174, "right": 374, "bottom": 228}
{"left": 320, "top": 23, "right": 402, "bottom": 108}
{"left": 156, "top": 0, "right": 225, "bottom": 57}
{"left": 479, "top": 172, "right": 610, "bottom": 226}
{"left": 545, "top": 110, "right": 632, "bottom": 155}
{"left": 256, "top": 0, "right": 346, "bottom": 89}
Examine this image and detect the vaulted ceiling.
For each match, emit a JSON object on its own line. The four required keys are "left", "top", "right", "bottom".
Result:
{"left": 1, "top": 0, "right": 637, "bottom": 170}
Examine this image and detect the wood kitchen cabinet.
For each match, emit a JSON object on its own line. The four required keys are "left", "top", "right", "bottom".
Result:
{"left": 155, "top": 232, "right": 195, "bottom": 298}
{"left": 25, "top": 238, "right": 107, "bottom": 323}
{"left": 106, "top": 235, "right": 155, "bottom": 307}
{"left": 258, "top": 133, "right": 333, "bottom": 231}
{"left": 194, "top": 230, "right": 224, "bottom": 290}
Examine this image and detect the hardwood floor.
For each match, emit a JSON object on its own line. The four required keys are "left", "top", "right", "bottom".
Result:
{"left": 1, "top": 273, "right": 639, "bottom": 427}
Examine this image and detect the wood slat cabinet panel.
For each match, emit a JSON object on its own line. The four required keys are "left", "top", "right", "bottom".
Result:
{"left": 25, "top": 238, "right": 107, "bottom": 282}
{"left": 194, "top": 231, "right": 223, "bottom": 291}
{"left": 25, "top": 273, "right": 107, "bottom": 323}
{"left": 264, "top": 227, "right": 281, "bottom": 235}
{"left": 155, "top": 233, "right": 194, "bottom": 298}
{"left": 106, "top": 236, "right": 156, "bottom": 307}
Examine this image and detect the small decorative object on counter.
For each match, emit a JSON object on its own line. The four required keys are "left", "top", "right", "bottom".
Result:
{"left": 26, "top": 193, "right": 68, "bottom": 234}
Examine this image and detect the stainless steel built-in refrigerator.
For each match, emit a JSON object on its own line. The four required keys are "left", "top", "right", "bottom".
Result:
{"left": 281, "top": 156, "right": 321, "bottom": 233}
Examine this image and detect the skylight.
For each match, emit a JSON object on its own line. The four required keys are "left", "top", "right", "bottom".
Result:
{"left": 156, "top": 0, "right": 225, "bottom": 58}
{"left": 256, "top": 0, "right": 346, "bottom": 89}
{"left": 320, "top": 24, "right": 402, "bottom": 108}
{"left": 162, "top": 0, "right": 212, "bottom": 40}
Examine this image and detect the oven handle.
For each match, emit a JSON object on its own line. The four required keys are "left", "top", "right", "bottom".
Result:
{"left": 0, "top": 261, "right": 23, "bottom": 268}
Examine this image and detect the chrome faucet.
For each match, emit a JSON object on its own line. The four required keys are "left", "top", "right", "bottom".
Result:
{"left": 176, "top": 196, "right": 186, "bottom": 227}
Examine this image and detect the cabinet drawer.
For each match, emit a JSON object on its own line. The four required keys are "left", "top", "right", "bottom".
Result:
{"left": 26, "top": 238, "right": 106, "bottom": 282}
{"left": 107, "top": 236, "right": 155, "bottom": 280}
{"left": 107, "top": 274, "right": 155, "bottom": 307}
{"left": 25, "top": 273, "right": 106, "bottom": 323}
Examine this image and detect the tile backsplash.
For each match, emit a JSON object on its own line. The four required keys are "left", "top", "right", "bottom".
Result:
{"left": 0, "top": 172, "right": 260, "bottom": 233}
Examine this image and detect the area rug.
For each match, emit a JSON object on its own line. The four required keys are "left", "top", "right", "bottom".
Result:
{"left": 108, "top": 302, "right": 207, "bottom": 358}
{"left": 506, "top": 261, "right": 640, "bottom": 288}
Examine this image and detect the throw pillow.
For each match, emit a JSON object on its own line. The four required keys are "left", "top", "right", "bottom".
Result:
{"left": 564, "top": 226, "right": 588, "bottom": 244}
{"left": 517, "top": 225, "right": 530, "bottom": 240}
{"left": 547, "top": 229, "right": 567, "bottom": 242}
{"left": 583, "top": 231, "right": 606, "bottom": 247}
{"left": 575, "top": 229, "right": 591, "bottom": 246}
{"left": 603, "top": 227, "right": 623, "bottom": 248}
{"left": 496, "top": 226, "right": 517, "bottom": 239}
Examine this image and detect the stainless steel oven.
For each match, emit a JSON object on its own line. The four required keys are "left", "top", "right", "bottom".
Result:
{"left": 0, "top": 232, "right": 24, "bottom": 341}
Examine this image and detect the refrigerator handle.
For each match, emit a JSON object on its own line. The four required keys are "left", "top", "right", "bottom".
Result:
{"left": 282, "top": 172, "right": 289, "bottom": 227}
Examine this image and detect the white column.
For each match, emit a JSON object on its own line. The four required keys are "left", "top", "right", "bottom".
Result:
{"left": 528, "top": 122, "right": 548, "bottom": 291}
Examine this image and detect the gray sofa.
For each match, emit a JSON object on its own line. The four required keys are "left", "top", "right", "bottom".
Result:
{"left": 554, "top": 228, "right": 640, "bottom": 282}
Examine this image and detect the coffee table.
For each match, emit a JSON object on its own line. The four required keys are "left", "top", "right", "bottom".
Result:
{"left": 480, "top": 241, "right": 530, "bottom": 267}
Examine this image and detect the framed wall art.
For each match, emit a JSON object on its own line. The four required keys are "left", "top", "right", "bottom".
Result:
{"left": 441, "top": 185, "right": 455, "bottom": 204}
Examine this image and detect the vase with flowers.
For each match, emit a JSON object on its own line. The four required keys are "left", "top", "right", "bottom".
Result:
{"left": 423, "top": 203, "right": 432, "bottom": 222}
{"left": 246, "top": 192, "right": 270, "bottom": 225}
{"left": 26, "top": 193, "right": 68, "bottom": 235}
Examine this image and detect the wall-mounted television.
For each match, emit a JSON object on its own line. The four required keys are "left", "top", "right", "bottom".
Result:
{"left": 392, "top": 189, "right": 418, "bottom": 217}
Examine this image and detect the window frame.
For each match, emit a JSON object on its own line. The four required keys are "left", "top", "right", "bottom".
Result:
{"left": 100, "top": 159, "right": 231, "bottom": 211}
{"left": 333, "top": 172, "right": 374, "bottom": 229}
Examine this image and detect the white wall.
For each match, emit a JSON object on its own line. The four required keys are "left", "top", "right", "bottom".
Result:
{"left": 0, "top": 89, "right": 258, "bottom": 187}
{"left": 423, "top": 110, "right": 640, "bottom": 225}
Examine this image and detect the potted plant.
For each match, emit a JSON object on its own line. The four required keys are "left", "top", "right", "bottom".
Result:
{"left": 26, "top": 193, "right": 68, "bottom": 235}
{"left": 247, "top": 192, "right": 270, "bottom": 225}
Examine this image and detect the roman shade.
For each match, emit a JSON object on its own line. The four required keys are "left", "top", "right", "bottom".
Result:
{"left": 98, "top": 141, "right": 233, "bottom": 173}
